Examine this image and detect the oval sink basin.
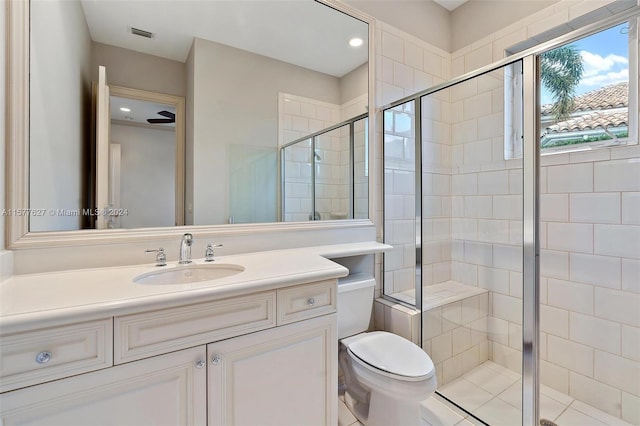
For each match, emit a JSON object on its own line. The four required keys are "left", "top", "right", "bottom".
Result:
{"left": 134, "top": 263, "right": 244, "bottom": 285}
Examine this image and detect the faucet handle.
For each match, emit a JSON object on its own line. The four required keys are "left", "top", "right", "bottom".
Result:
{"left": 205, "top": 244, "right": 223, "bottom": 262}
{"left": 145, "top": 248, "right": 167, "bottom": 267}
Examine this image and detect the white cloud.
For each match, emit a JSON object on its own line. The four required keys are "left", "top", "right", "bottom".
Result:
{"left": 580, "top": 68, "right": 628, "bottom": 87}
{"left": 577, "top": 50, "right": 628, "bottom": 88}
{"left": 580, "top": 51, "right": 628, "bottom": 77}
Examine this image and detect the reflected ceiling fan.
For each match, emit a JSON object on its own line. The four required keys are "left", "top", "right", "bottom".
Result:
{"left": 147, "top": 110, "right": 175, "bottom": 124}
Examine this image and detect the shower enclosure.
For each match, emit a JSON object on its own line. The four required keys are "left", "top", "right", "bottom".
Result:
{"left": 383, "top": 5, "right": 639, "bottom": 426}
{"left": 281, "top": 114, "right": 368, "bottom": 222}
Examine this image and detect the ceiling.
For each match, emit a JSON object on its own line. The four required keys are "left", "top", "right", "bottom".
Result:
{"left": 80, "top": 0, "right": 369, "bottom": 78}
{"left": 110, "top": 96, "right": 176, "bottom": 129}
{"left": 433, "top": 0, "right": 468, "bottom": 11}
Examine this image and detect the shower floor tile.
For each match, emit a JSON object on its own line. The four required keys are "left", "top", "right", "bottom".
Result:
{"left": 338, "top": 391, "right": 483, "bottom": 426}
{"left": 338, "top": 362, "right": 634, "bottom": 426}
{"left": 463, "top": 362, "right": 519, "bottom": 395}
{"left": 436, "top": 361, "right": 635, "bottom": 426}
{"left": 438, "top": 378, "right": 495, "bottom": 411}
{"left": 474, "top": 397, "right": 522, "bottom": 426}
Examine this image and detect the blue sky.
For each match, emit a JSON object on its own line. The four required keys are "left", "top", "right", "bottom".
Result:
{"left": 540, "top": 22, "right": 629, "bottom": 105}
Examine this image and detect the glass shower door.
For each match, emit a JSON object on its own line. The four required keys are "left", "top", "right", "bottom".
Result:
{"left": 281, "top": 138, "right": 313, "bottom": 222}
{"left": 383, "top": 100, "right": 418, "bottom": 306}
{"left": 420, "top": 62, "right": 525, "bottom": 426}
{"left": 381, "top": 60, "right": 526, "bottom": 425}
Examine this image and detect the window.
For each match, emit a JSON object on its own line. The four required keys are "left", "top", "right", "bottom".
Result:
{"left": 504, "top": 13, "right": 639, "bottom": 158}
{"left": 540, "top": 21, "right": 637, "bottom": 151}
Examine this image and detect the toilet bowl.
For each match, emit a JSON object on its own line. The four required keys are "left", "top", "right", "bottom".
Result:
{"left": 338, "top": 276, "right": 437, "bottom": 426}
{"left": 339, "top": 332, "right": 437, "bottom": 426}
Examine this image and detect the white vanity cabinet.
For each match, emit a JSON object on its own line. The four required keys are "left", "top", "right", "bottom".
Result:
{"left": 0, "top": 279, "right": 338, "bottom": 426}
{"left": 0, "top": 346, "right": 208, "bottom": 425}
{"left": 0, "top": 319, "right": 113, "bottom": 393}
{"left": 208, "top": 314, "right": 337, "bottom": 426}
{"left": 113, "top": 291, "right": 276, "bottom": 364}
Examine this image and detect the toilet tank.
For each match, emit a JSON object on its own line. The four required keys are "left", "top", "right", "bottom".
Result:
{"left": 337, "top": 273, "right": 376, "bottom": 339}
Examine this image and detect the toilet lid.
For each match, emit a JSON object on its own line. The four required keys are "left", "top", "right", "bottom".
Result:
{"left": 346, "top": 332, "right": 435, "bottom": 378}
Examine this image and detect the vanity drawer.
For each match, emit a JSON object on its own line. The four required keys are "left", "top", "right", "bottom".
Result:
{"left": 0, "top": 319, "right": 113, "bottom": 393}
{"left": 277, "top": 279, "right": 336, "bottom": 325}
{"left": 114, "top": 291, "right": 276, "bottom": 364}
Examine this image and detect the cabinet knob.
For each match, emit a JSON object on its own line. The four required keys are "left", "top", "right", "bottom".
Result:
{"left": 35, "top": 351, "right": 52, "bottom": 364}
{"left": 211, "top": 355, "right": 221, "bottom": 365}
{"left": 195, "top": 360, "right": 206, "bottom": 369}
{"left": 307, "top": 297, "right": 316, "bottom": 306}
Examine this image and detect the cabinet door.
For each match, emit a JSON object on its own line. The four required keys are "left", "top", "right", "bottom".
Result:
{"left": 208, "top": 314, "right": 337, "bottom": 426}
{"left": 0, "top": 346, "right": 207, "bottom": 426}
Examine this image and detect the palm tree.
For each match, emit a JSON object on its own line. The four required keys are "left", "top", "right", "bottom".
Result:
{"left": 540, "top": 45, "right": 584, "bottom": 122}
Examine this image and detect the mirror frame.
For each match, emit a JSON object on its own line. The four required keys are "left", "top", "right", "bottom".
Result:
{"left": 5, "top": 0, "right": 376, "bottom": 249}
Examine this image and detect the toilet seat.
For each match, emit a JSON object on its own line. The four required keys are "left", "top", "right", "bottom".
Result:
{"left": 344, "top": 332, "right": 435, "bottom": 381}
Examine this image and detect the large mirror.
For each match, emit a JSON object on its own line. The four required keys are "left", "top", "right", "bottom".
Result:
{"left": 25, "top": 0, "right": 369, "bottom": 234}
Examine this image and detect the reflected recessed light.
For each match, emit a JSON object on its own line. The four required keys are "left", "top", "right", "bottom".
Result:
{"left": 120, "top": 107, "right": 131, "bottom": 112}
{"left": 349, "top": 37, "right": 363, "bottom": 47}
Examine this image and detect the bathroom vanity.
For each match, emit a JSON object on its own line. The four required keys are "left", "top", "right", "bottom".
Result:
{"left": 0, "top": 243, "right": 385, "bottom": 425}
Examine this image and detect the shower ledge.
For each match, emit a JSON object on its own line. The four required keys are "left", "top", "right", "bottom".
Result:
{"left": 383, "top": 281, "right": 488, "bottom": 312}
{"left": 422, "top": 281, "right": 488, "bottom": 311}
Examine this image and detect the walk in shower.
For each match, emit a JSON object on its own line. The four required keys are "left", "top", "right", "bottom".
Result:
{"left": 281, "top": 114, "right": 368, "bottom": 222}
{"left": 383, "top": 5, "right": 639, "bottom": 425}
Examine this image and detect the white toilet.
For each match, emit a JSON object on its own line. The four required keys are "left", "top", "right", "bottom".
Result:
{"left": 338, "top": 274, "right": 437, "bottom": 426}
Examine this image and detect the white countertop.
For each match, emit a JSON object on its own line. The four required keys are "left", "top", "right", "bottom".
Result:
{"left": 0, "top": 242, "right": 390, "bottom": 334}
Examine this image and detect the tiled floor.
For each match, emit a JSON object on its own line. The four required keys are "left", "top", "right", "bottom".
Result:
{"left": 339, "top": 361, "right": 635, "bottom": 426}
{"left": 338, "top": 395, "right": 363, "bottom": 426}
{"left": 438, "top": 361, "right": 634, "bottom": 426}
{"left": 338, "top": 392, "right": 482, "bottom": 426}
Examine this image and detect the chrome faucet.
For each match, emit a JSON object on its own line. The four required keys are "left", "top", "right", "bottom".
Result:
{"left": 145, "top": 248, "right": 167, "bottom": 267}
{"left": 178, "top": 233, "right": 193, "bottom": 264}
{"left": 204, "top": 243, "right": 223, "bottom": 262}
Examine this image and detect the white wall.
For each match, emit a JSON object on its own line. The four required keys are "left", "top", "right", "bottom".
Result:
{"left": 29, "top": 0, "right": 92, "bottom": 232}
{"left": 538, "top": 148, "right": 640, "bottom": 423}
{"left": 377, "top": 20, "right": 452, "bottom": 297}
{"left": 344, "top": 0, "right": 452, "bottom": 52}
{"left": 445, "top": 2, "right": 640, "bottom": 422}
{"left": 340, "top": 63, "right": 368, "bottom": 105}
{"left": 1, "top": 0, "right": 5, "bottom": 246}
{"left": 280, "top": 93, "right": 341, "bottom": 222}
{"left": 0, "top": 0, "right": 8, "bottom": 277}
{"left": 374, "top": 1, "right": 639, "bottom": 422}
{"left": 6, "top": 1, "right": 375, "bottom": 274}
{"left": 189, "top": 38, "right": 341, "bottom": 225}
{"left": 185, "top": 45, "right": 195, "bottom": 225}
{"left": 91, "top": 42, "right": 186, "bottom": 98}
{"left": 450, "top": 0, "right": 560, "bottom": 52}
{"left": 110, "top": 124, "right": 175, "bottom": 229}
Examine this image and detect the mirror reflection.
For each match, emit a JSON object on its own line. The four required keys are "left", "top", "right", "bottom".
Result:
{"left": 28, "top": 0, "right": 369, "bottom": 232}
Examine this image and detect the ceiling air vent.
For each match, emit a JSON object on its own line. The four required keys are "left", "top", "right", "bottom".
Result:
{"left": 129, "top": 27, "right": 154, "bottom": 39}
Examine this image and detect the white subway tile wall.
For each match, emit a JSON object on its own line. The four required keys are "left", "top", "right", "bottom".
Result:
{"left": 378, "top": 1, "right": 639, "bottom": 423}
{"left": 280, "top": 93, "right": 368, "bottom": 222}
{"left": 447, "top": 0, "right": 640, "bottom": 420}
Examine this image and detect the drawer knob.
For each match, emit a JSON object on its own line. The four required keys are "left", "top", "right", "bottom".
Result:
{"left": 195, "top": 360, "right": 206, "bottom": 369}
{"left": 35, "top": 351, "right": 52, "bottom": 364}
{"left": 211, "top": 355, "right": 221, "bottom": 365}
{"left": 307, "top": 297, "right": 316, "bottom": 306}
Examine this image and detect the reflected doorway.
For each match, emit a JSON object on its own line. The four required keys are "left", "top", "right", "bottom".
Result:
{"left": 100, "top": 84, "right": 185, "bottom": 228}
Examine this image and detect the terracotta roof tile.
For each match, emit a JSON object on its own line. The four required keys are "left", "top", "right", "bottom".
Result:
{"left": 544, "top": 110, "right": 628, "bottom": 133}
{"left": 541, "top": 81, "right": 628, "bottom": 115}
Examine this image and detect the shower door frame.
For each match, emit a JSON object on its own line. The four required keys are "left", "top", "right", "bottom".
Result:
{"left": 280, "top": 113, "right": 368, "bottom": 221}
{"left": 381, "top": 5, "right": 640, "bottom": 425}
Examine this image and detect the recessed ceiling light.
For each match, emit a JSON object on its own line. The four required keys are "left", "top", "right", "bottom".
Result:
{"left": 349, "top": 37, "right": 363, "bottom": 47}
{"left": 120, "top": 107, "right": 131, "bottom": 112}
